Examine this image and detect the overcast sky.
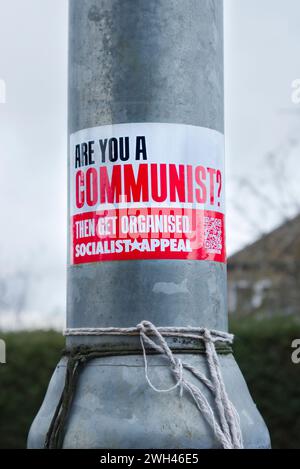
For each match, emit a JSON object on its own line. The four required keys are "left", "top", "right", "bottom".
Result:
{"left": 0, "top": 0, "right": 299, "bottom": 328}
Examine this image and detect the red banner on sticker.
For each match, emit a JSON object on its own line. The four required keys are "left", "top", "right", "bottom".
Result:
{"left": 71, "top": 208, "right": 226, "bottom": 264}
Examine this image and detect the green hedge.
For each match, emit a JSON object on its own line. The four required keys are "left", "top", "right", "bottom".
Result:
{"left": 230, "top": 316, "right": 300, "bottom": 449}
{"left": 0, "top": 331, "right": 64, "bottom": 449}
{"left": 0, "top": 317, "right": 300, "bottom": 449}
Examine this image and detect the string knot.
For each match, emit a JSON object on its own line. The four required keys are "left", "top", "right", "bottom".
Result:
{"left": 203, "top": 328, "right": 213, "bottom": 342}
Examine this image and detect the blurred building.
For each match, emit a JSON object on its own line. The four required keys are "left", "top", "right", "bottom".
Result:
{"left": 228, "top": 214, "right": 300, "bottom": 317}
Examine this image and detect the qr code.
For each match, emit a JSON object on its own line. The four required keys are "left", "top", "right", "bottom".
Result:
{"left": 204, "top": 217, "right": 223, "bottom": 254}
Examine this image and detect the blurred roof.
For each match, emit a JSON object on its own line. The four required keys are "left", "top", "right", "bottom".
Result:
{"left": 229, "top": 214, "right": 300, "bottom": 266}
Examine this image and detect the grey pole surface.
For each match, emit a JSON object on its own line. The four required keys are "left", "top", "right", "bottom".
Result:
{"left": 28, "top": 0, "right": 270, "bottom": 449}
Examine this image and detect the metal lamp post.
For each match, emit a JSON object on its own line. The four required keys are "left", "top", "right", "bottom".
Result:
{"left": 28, "top": 0, "right": 270, "bottom": 449}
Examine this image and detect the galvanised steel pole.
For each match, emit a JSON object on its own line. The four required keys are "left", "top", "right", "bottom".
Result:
{"left": 28, "top": 0, "right": 270, "bottom": 449}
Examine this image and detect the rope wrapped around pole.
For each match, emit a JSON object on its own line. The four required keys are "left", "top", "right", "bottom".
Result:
{"left": 46, "top": 321, "right": 243, "bottom": 449}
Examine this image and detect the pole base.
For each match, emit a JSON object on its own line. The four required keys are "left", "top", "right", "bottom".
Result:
{"left": 28, "top": 353, "right": 270, "bottom": 449}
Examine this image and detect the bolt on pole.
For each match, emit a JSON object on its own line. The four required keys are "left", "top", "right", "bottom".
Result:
{"left": 28, "top": 0, "right": 270, "bottom": 449}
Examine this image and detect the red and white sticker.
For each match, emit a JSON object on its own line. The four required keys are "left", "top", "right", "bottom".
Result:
{"left": 70, "top": 123, "right": 226, "bottom": 265}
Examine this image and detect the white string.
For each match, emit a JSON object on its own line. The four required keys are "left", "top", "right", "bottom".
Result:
{"left": 140, "top": 332, "right": 184, "bottom": 395}
{"left": 64, "top": 320, "right": 243, "bottom": 449}
{"left": 64, "top": 326, "right": 233, "bottom": 343}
